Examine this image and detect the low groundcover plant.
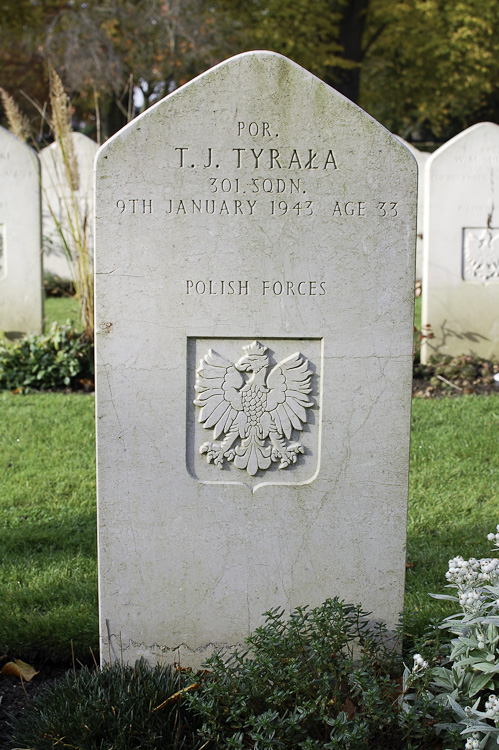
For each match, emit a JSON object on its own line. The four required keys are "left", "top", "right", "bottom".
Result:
{"left": 0, "top": 321, "right": 93, "bottom": 392}
{"left": 185, "top": 598, "right": 441, "bottom": 750}
{"left": 9, "top": 660, "right": 203, "bottom": 750}
{"left": 10, "top": 599, "right": 443, "bottom": 750}
{"left": 15, "top": 530, "right": 499, "bottom": 750}
{"left": 416, "top": 526, "right": 499, "bottom": 749}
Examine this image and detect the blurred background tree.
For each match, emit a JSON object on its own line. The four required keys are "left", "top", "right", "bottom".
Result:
{"left": 1, "top": 0, "right": 498, "bottom": 144}
{"left": 361, "top": 0, "right": 499, "bottom": 141}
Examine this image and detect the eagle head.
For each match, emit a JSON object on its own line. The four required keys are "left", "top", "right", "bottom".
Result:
{"left": 235, "top": 340, "right": 269, "bottom": 373}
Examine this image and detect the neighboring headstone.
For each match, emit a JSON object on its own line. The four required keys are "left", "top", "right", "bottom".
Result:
{"left": 0, "top": 127, "right": 43, "bottom": 338}
{"left": 40, "top": 132, "right": 98, "bottom": 279}
{"left": 395, "top": 137, "right": 430, "bottom": 279}
{"left": 95, "top": 51, "right": 417, "bottom": 667}
{"left": 422, "top": 123, "right": 499, "bottom": 364}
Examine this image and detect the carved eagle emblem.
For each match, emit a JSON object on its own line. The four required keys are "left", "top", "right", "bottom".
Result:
{"left": 193, "top": 341, "right": 314, "bottom": 476}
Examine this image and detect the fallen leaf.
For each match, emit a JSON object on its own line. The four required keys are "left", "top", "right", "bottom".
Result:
{"left": 342, "top": 697, "right": 357, "bottom": 719}
{"left": 1, "top": 659, "right": 39, "bottom": 682}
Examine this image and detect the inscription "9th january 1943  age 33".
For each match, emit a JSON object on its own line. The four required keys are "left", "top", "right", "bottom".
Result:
{"left": 116, "top": 197, "right": 399, "bottom": 218}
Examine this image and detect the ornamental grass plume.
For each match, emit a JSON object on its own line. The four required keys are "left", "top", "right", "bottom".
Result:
{"left": 47, "top": 65, "right": 93, "bottom": 341}
{"left": 0, "top": 72, "right": 94, "bottom": 341}
{"left": 49, "top": 64, "right": 79, "bottom": 191}
{"left": 0, "top": 86, "right": 31, "bottom": 142}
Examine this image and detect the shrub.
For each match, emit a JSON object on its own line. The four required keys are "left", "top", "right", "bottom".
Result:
{"left": 9, "top": 660, "right": 202, "bottom": 750}
{"left": 186, "top": 599, "right": 441, "bottom": 749}
{"left": 43, "top": 271, "right": 75, "bottom": 297}
{"left": 7, "top": 600, "right": 444, "bottom": 750}
{"left": 0, "top": 322, "right": 93, "bottom": 392}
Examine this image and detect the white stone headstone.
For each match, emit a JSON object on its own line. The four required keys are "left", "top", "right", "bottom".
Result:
{"left": 95, "top": 52, "right": 417, "bottom": 667}
{"left": 40, "top": 132, "right": 98, "bottom": 280}
{"left": 0, "top": 127, "right": 43, "bottom": 337}
{"left": 422, "top": 123, "right": 499, "bottom": 363}
{"left": 395, "top": 137, "right": 430, "bottom": 279}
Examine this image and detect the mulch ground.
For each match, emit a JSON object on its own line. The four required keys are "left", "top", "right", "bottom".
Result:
{"left": 412, "top": 377, "right": 499, "bottom": 398}
{"left": 0, "top": 658, "right": 73, "bottom": 748}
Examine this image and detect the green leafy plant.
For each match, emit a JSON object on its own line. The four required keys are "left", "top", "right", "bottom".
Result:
{"left": 411, "top": 527, "right": 499, "bottom": 749}
{"left": 9, "top": 660, "right": 203, "bottom": 750}
{"left": 0, "top": 321, "right": 93, "bottom": 392}
{"left": 186, "top": 599, "right": 440, "bottom": 749}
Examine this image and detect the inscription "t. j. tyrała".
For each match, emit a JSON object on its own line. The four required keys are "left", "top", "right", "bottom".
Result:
{"left": 176, "top": 147, "right": 338, "bottom": 170}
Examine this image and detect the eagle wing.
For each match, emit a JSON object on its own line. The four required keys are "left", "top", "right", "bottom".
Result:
{"left": 193, "top": 349, "right": 246, "bottom": 439}
{"left": 264, "top": 353, "right": 314, "bottom": 439}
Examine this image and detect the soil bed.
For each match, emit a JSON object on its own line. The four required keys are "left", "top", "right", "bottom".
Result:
{"left": 0, "top": 659, "right": 75, "bottom": 749}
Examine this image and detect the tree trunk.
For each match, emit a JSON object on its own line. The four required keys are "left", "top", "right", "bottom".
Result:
{"left": 323, "top": 0, "right": 370, "bottom": 103}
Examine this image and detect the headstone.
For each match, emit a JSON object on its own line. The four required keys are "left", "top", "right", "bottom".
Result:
{"left": 395, "top": 137, "right": 430, "bottom": 279}
{"left": 40, "top": 132, "right": 98, "bottom": 280}
{"left": 422, "top": 123, "right": 499, "bottom": 364}
{"left": 95, "top": 52, "right": 417, "bottom": 667}
{"left": 0, "top": 127, "right": 43, "bottom": 338}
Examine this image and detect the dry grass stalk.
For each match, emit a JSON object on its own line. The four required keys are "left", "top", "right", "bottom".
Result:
{"left": 2, "top": 72, "right": 93, "bottom": 340}
{"left": 46, "top": 65, "right": 93, "bottom": 340}
{"left": 49, "top": 65, "right": 79, "bottom": 192}
{"left": 0, "top": 87, "right": 31, "bottom": 142}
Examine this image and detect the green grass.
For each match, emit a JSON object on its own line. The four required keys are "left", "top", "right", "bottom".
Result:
{"left": 405, "top": 395, "right": 499, "bottom": 638}
{"left": 414, "top": 294, "right": 421, "bottom": 331}
{"left": 0, "top": 388, "right": 498, "bottom": 664}
{"left": 44, "top": 296, "right": 81, "bottom": 331}
{"left": 0, "top": 392, "right": 96, "bottom": 663}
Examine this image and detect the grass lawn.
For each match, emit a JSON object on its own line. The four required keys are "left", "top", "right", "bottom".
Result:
{"left": 0, "top": 295, "right": 497, "bottom": 664}
{"left": 44, "top": 296, "right": 81, "bottom": 331}
{"left": 414, "top": 293, "right": 421, "bottom": 331}
{"left": 0, "top": 393, "right": 96, "bottom": 664}
{"left": 406, "top": 396, "right": 499, "bottom": 638}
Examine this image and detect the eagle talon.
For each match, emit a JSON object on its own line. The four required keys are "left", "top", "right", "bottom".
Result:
{"left": 224, "top": 449, "right": 236, "bottom": 461}
{"left": 200, "top": 442, "right": 225, "bottom": 468}
{"left": 276, "top": 442, "right": 305, "bottom": 469}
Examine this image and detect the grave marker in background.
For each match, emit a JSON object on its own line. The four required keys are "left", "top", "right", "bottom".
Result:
{"left": 422, "top": 122, "right": 499, "bottom": 363}
{"left": 395, "top": 137, "right": 429, "bottom": 279}
{"left": 0, "top": 127, "right": 43, "bottom": 338}
{"left": 41, "top": 132, "right": 98, "bottom": 279}
{"left": 95, "top": 52, "right": 417, "bottom": 667}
